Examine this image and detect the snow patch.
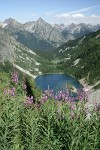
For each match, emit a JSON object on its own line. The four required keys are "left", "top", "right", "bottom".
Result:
{"left": 81, "top": 66, "right": 84, "bottom": 68}
{"left": 0, "top": 23, "right": 7, "bottom": 28}
{"left": 39, "top": 72, "right": 42, "bottom": 75}
{"left": 35, "top": 61, "right": 40, "bottom": 65}
{"left": 18, "top": 55, "right": 23, "bottom": 59}
{"left": 80, "top": 36, "right": 86, "bottom": 42}
{"left": 26, "top": 57, "right": 29, "bottom": 60}
{"left": 34, "top": 68, "right": 39, "bottom": 71}
{"left": 17, "top": 49, "right": 21, "bottom": 52}
{"left": 73, "top": 58, "right": 80, "bottom": 66}
{"left": 28, "top": 50, "right": 36, "bottom": 55}
{"left": 95, "top": 34, "right": 100, "bottom": 39}
{"left": 65, "top": 57, "right": 70, "bottom": 60}
{"left": 59, "top": 49, "right": 62, "bottom": 53}
{"left": 59, "top": 46, "right": 77, "bottom": 53}
{"left": 13, "top": 63, "right": 37, "bottom": 79}
{"left": 71, "top": 25, "right": 81, "bottom": 34}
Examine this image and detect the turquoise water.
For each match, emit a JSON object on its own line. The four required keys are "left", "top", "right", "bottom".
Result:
{"left": 35, "top": 74, "right": 83, "bottom": 93}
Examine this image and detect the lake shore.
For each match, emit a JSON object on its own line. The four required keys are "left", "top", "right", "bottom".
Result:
{"left": 79, "top": 78, "right": 100, "bottom": 105}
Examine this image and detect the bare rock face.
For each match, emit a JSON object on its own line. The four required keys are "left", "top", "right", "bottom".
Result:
{"left": 0, "top": 28, "right": 15, "bottom": 62}
{"left": 33, "top": 18, "right": 53, "bottom": 39}
{"left": 4, "top": 18, "right": 17, "bottom": 25}
{"left": 24, "top": 21, "right": 35, "bottom": 32}
{"left": 32, "top": 18, "right": 64, "bottom": 45}
{"left": 4, "top": 18, "right": 24, "bottom": 30}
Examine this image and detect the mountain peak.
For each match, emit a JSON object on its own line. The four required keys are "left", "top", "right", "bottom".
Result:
{"left": 70, "top": 23, "right": 76, "bottom": 27}
{"left": 36, "top": 18, "right": 45, "bottom": 23}
{"left": 4, "top": 18, "right": 17, "bottom": 24}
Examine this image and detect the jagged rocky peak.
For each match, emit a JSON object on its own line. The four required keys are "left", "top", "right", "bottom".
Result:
{"left": 4, "top": 18, "right": 24, "bottom": 30}
{"left": 4, "top": 18, "right": 17, "bottom": 24}
{"left": 54, "top": 23, "right": 65, "bottom": 31}
{"left": 33, "top": 18, "right": 52, "bottom": 39}
{"left": 4, "top": 18, "right": 23, "bottom": 28}
{"left": 24, "top": 21, "right": 36, "bottom": 30}
{"left": 37, "top": 17, "right": 45, "bottom": 22}
{"left": 24, "top": 18, "right": 49, "bottom": 30}
{"left": 60, "top": 23, "right": 65, "bottom": 29}
{"left": 24, "top": 20, "right": 35, "bottom": 26}
{"left": 68, "top": 23, "right": 76, "bottom": 29}
{"left": 0, "top": 18, "right": 17, "bottom": 28}
{"left": 36, "top": 17, "right": 46, "bottom": 25}
{"left": 79, "top": 23, "right": 87, "bottom": 26}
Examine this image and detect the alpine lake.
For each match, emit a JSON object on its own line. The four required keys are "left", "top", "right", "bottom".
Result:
{"left": 35, "top": 74, "right": 83, "bottom": 96}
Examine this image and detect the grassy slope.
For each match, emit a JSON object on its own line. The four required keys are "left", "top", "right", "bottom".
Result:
{"left": 0, "top": 72, "right": 100, "bottom": 149}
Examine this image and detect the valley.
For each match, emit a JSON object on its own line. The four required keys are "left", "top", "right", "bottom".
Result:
{"left": 0, "top": 18, "right": 100, "bottom": 91}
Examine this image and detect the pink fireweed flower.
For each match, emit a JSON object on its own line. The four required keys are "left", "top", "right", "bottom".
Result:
{"left": 67, "top": 101, "right": 71, "bottom": 105}
{"left": 77, "top": 88, "right": 88, "bottom": 101}
{"left": 59, "top": 91, "right": 63, "bottom": 94}
{"left": 24, "top": 96, "right": 34, "bottom": 107}
{"left": 11, "top": 91, "right": 15, "bottom": 96}
{"left": 3, "top": 89, "right": 7, "bottom": 94}
{"left": 12, "top": 87, "right": 15, "bottom": 91}
{"left": 34, "top": 103, "right": 40, "bottom": 109}
{"left": 3, "top": 88, "right": 15, "bottom": 96}
{"left": 55, "top": 95, "right": 58, "bottom": 100}
{"left": 44, "top": 89, "right": 54, "bottom": 98}
{"left": 40, "top": 95, "right": 48, "bottom": 104}
{"left": 94, "top": 102, "right": 100, "bottom": 111}
{"left": 65, "top": 97, "right": 69, "bottom": 101}
{"left": 62, "top": 93, "right": 66, "bottom": 100}
{"left": 22, "top": 83, "right": 27, "bottom": 90}
{"left": 45, "top": 95, "right": 48, "bottom": 100}
{"left": 70, "top": 104, "right": 76, "bottom": 110}
{"left": 11, "top": 71, "right": 18, "bottom": 84}
{"left": 44, "top": 90, "right": 49, "bottom": 95}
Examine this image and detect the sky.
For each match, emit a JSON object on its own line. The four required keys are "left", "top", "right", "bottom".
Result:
{"left": 0, "top": 0, "right": 100, "bottom": 25}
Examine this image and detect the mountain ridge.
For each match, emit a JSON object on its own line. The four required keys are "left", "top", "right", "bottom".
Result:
{"left": 0, "top": 17, "right": 100, "bottom": 51}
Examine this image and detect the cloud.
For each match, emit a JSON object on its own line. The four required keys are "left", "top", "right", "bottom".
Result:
{"left": 56, "top": 5, "right": 100, "bottom": 19}
{"left": 52, "top": 5, "right": 100, "bottom": 25}
{"left": 44, "top": 5, "right": 100, "bottom": 25}
{"left": 56, "top": 13, "right": 70, "bottom": 18}
{"left": 32, "top": 13, "right": 36, "bottom": 17}
{"left": 72, "top": 13, "right": 85, "bottom": 18}
{"left": 68, "top": 5, "right": 100, "bottom": 14}
{"left": 52, "top": 13, "right": 100, "bottom": 25}
{"left": 46, "top": 10, "right": 57, "bottom": 16}
{"left": 56, "top": 13, "right": 85, "bottom": 19}
{"left": 91, "top": 14, "right": 98, "bottom": 18}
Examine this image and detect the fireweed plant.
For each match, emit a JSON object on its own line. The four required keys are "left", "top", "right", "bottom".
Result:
{"left": 0, "top": 71, "right": 100, "bottom": 150}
